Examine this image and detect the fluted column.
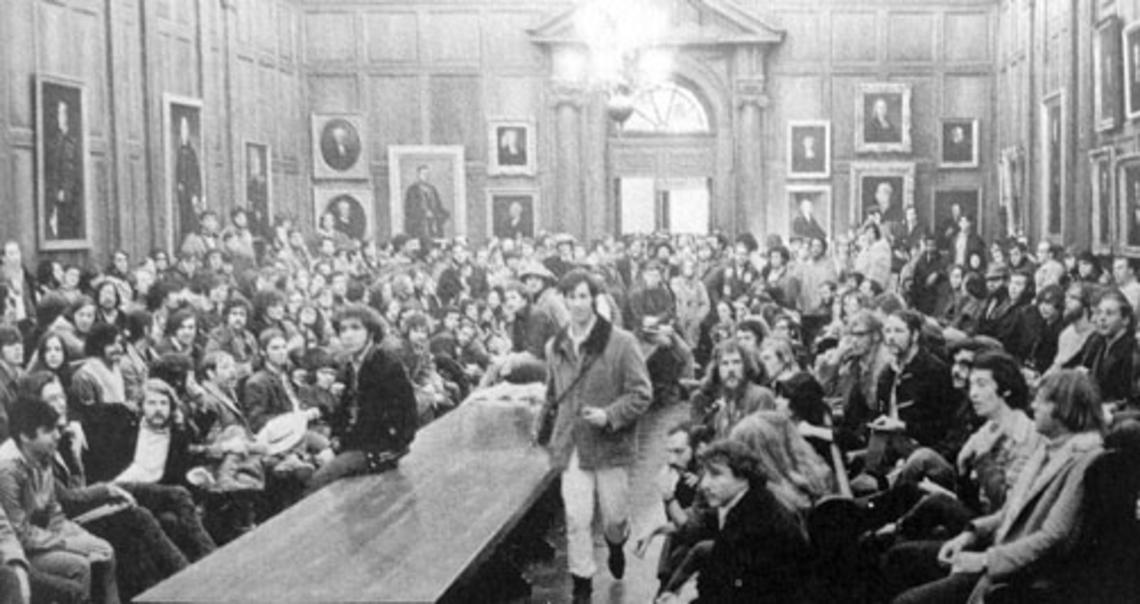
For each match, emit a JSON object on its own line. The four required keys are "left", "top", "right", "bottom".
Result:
{"left": 551, "top": 83, "right": 586, "bottom": 235}
{"left": 735, "top": 79, "right": 769, "bottom": 236}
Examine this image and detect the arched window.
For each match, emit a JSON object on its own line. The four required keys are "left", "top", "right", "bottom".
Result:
{"left": 623, "top": 82, "right": 711, "bottom": 134}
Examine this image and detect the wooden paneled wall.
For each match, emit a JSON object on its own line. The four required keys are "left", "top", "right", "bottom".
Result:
{"left": 300, "top": 1, "right": 560, "bottom": 240}
{"left": 0, "top": 0, "right": 305, "bottom": 268}
{"left": 1003, "top": 0, "right": 1140, "bottom": 253}
{"left": 758, "top": 0, "right": 998, "bottom": 239}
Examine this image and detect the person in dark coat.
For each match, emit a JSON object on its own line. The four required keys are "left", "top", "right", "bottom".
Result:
{"left": 1065, "top": 289, "right": 1137, "bottom": 405}
{"left": 908, "top": 233, "right": 945, "bottom": 316}
{"left": 403, "top": 165, "right": 449, "bottom": 240}
{"left": 307, "top": 305, "right": 418, "bottom": 492}
{"left": 656, "top": 439, "right": 812, "bottom": 604}
{"left": 976, "top": 266, "right": 1019, "bottom": 348}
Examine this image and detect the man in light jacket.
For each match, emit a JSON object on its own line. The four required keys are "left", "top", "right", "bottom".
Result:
{"left": 536, "top": 269, "right": 652, "bottom": 603}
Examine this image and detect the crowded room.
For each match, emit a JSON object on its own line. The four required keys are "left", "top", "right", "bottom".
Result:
{"left": 0, "top": 0, "right": 1139, "bottom": 602}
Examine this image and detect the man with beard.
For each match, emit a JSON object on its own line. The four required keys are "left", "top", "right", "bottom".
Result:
{"left": 1050, "top": 282, "right": 1095, "bottom": 371}
{"left": 977, "top": 266, "right": 1019, "bottom": 351}
{"left": 634, "top": 422, "right": 715, "bottom": 595}
{"left": 867, "top": 310, "right": 955, "bottom": 474}
{"left": 692, "top": 339, "right": 774, "bottom": 439}
{"left": 934, "top": 336, "right": 1004, "bottom": 464}
{"left": 205, "top": 298, "right": 260, "bottom": 381}
{"left": 1064, "top": 289, "right": 1137, "bottom": 405}
{"left": 69, "top": 324, "right": 137, "bottom": 484}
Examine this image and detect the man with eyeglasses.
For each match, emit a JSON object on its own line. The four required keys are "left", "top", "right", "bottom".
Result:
{"left": 817, "top": 310, "right": 892, "bottom": 452}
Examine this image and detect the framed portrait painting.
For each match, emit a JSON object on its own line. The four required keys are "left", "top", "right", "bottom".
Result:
{"left": 313, "top": 186, "right": 374, "bottom": 242}
{"left": 1123, "top": 20, "right": 1140, "bottom": 121}
{"left": 1041, "top": 92, "right": 1064, "bottom": 236}
{"left": 849, "top": 162, "right": 915, "bottom": 226}
{"left": 163, "top": 94, "right": 204, "bottom": 250}
{"left": 487, "top": 119, "right": 536, "bottom": 176}
{"left": 940, "top": 118, "right": 979, "bottom": 169}
{"left": 388, "top": 146, "right": 466, "bottom": 239}
{"left": 786, "top": 121, "right": 830, "bottom": 179}
{"left": 312, "top": 114, "right": 369, "bottom": 180}
{"left": 36, "top": 74, "right": 90, "bottom": 250}
{"left": 244, "top": 141, "right": 271, "bottom": 240}
{"left": 1117, "top": 154, "right": 1140, "bottom": 253}
{"left": 486, "top": 188, "right": 538, "bottom": 239}
{"left": 855, "top": 83, "right": 912, "bottom": 153}
{"left": 1090, "top": 148, "right": 1115, "bottom": 254}
{"left": 786, "top": 185, "right": 831, "bottom": 242}
{"left": 1096, "top": 17, "right": 1123, "bottom": 132}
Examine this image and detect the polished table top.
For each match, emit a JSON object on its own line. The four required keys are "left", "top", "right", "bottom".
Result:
{"left": 137, "top": 383, "right": 554, "bottom": 603}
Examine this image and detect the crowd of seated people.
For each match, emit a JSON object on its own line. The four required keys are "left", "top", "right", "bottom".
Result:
{"left": 0, "top": 202, "right": 1138, "bottom": 603}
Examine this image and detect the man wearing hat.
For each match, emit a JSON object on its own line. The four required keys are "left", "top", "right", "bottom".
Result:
{"left": 0, "top": 326, "right": 24, "bottom": 439}
{"left": 544, "top": 234, "right": 576, "bottom": 280}
{"left": 520, "top": 261, "right": 569, "bottom": 354}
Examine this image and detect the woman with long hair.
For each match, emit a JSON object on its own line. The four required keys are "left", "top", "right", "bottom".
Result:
{"left": 730, "top": 410, "right": 836, "bottom": 514}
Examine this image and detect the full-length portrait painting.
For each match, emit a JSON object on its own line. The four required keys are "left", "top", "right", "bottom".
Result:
{"left": 164, "top": 95, "right": 204, "bottom": 249}
{"left": 312, "top": 114, "right": 369, "bottom": 179}
{"left": 786, "top": 185, "right": 831, "bottom": 242}
{"left": 388, "top": 146, "right": 466, "bottom": 240}
{"left": 850, "top": 162, "right": 915, "bottom": 226}
{"left": 1118, "top": 154, "right": 1140, "bottom": 252}
{"left": 1090, "top": 148, "right": 1115, "bottom": 254}
{"left": 1043, "top": 93, "right": 1064, "bottom": 236}
{"left": 1124, "top": 20, "right": 1140, "bottom": 121}
{"left": 1096, "top": 17, "right": 1123, "bottom": 131}
{"left": 787, "top": 121, "right": 830, "bottom": 179}
{"left": 314, "top": 187, "right": 374, "bottom": 242}
{"left": 244, "top": 142, "right": 272, "bottom": 240}
{"left": 36, "top": 75, "right": 90, "bottom": 250}
{"left": 855, "top": 83, "right": 912, "bottom": 153}
{"left": 487, "top": 189, "right": 538, "bottom": 239}
{"left": 487, "top": 119, "right": 536, "bottom": 176}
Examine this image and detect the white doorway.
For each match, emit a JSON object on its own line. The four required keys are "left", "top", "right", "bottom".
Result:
{"left": 617, "top": 177, "right": 710, "bottom": 234}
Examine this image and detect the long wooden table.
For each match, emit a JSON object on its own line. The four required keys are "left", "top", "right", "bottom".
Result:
{"left": 137, "top": 384, "right": 555, "bottom": 603}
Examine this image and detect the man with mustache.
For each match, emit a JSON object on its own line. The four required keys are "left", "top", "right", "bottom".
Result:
{"left": 692, "top": 339, "right": 774, "bottom": 439}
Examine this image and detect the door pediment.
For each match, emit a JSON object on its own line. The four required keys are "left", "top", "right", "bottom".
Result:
{"left": 529, "top": 0, "right": 784, "bottom": 47}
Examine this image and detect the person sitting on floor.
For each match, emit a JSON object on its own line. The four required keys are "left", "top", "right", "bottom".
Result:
{"left": 654, "top": 439, "right": 813, "bottom": 604}
{"left": 0, "top": 395, "right": 121, "bottom": 604}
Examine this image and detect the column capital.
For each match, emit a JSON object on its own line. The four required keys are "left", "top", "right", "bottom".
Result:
{"left": 550, "top": 82, "right": 588, "bottom": 109}
{"left": 734, "top": 79, "right": 769, "bottom": 109}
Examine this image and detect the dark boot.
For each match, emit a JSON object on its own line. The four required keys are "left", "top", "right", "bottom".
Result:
{"left": 607, "top": 541, "right": 626, "bottom": 580}
{"left": 571, "top": 574, "right": 592, "bottom": 603}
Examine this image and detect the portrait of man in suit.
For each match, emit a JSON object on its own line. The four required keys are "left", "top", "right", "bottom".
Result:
{"left": 173, "top": 109, "right": 202, "bottom": 245}
{"left": 43, "top": 91, "right": 83, "bottom": 241}
{"left": 862, "top": 177, "right": 904, "bottom": 225}
{"left": 497, "top": 127, "right": 527, "bottom": 167}
{"left": 789, "top": 123, "right": 828, "bottom": 176}
{"left": 789, "top": 192, "right": 828, "bottom": 242}
{"left": 491, "top": 195, "right": 534, "bottom": 239}
{"left": 319, "top": 118, "right": 362, "bottom": 173}
{"left": 404, "top": 164, "right": 450, "bottom": 240}
{"left": 941, "top": 121, "right": 976, "bottom": 165}
{"left": 864, "top": 95, "right": 901, "bottom": 144}
{"left": 246, "top": 143, "right": 269, "bottom": 240}
{"left": 1131, "top": 34, "right": 1140, "bottom": 116}
{"left": 327, "top": 195, "right": 366, "bottom": 241}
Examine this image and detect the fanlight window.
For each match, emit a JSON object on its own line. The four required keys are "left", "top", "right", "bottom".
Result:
{"left": 623, "top": 83, "right": 711, "bottom": 134}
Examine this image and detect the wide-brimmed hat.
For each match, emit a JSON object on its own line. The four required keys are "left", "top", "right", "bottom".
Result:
{"left": 256, "top": 412, "right": 309, "bottom": 456}
{"left": 519, "top": 261, "right": 557, "bottom": 283}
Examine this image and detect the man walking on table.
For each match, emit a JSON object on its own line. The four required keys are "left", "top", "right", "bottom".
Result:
{"left": 535, "top": 269, "right": 652, "bottom": 603}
